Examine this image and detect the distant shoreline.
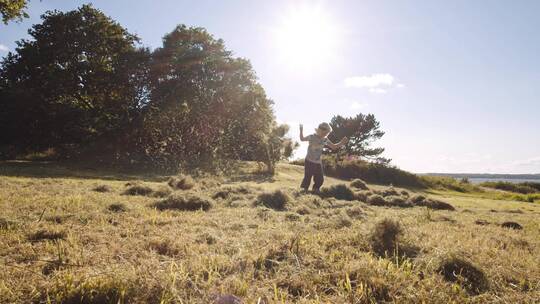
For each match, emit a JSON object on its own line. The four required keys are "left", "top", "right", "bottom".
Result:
{"left": 422, "top": 173, "right": 540, "bottom": 184}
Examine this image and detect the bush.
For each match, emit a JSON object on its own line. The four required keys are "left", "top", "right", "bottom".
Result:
{"left": 167, "top": 175, "right": 195, "bottom": 190}
{"left": 255, "top": 190, "right": 290, "bottom": 211}
{"left": 123, "top": 184, "right": 153, "bottom": 196}
{"left": 350, "top": 178, "right": 368, "bottom": 190}
{"left": 153, "top": 193, "right": 213, "bottom": 211}
{"left": 320, "top": 184, "right": 355, "bottom": 201}
{"left": 437, "top": 256, "right": 489, "bottom": 295}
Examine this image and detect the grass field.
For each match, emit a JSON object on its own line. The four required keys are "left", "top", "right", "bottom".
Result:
{"left": 1, "top": 161, "right": 539, "bottom": 303}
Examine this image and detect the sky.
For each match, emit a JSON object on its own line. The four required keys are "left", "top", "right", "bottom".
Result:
{"left": 1, "top": 0, "right": 539, "bottom": 174}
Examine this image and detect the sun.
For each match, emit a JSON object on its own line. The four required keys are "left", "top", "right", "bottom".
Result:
{"left": 272, "top": 5, "right": 341, "bottom": 70}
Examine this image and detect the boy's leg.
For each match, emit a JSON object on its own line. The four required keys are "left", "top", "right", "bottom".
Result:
{"left": 300, "top": 160, "right": 314, "bottom": 190}
{"left": 312, "top": 163, "right": 324, "bottom": 191}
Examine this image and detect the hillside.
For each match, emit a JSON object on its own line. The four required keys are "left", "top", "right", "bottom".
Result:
{"left": 1, "top": 161, "right": 539, "bottom": 303}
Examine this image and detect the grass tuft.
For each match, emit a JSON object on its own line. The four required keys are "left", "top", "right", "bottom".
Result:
{"left": 167, "top": 174, "right": 195, "bottom": 190}
{"left": 123, "top": 184, "right": 153, "bottom": 196}
{"left": 153, "top": 193, "right": 213, "bottom": 211}
{"left": 369, "top": 218, "right": 402, "bottom": 257}
{"left": 93, "top": 185, "right": 112, "bottom": 193}
{"left": 255, "top": 190, "right": 290, "bottom": 211}
{"left": 501, "top": 221, "right": 523, "bottom": 230}
{"left": 28, "top": 229, "right": 66, "bottom": 242}
{"left": 320, "top": 184, "right": 355, "bottom": 201}
{"left": 108, "top": 203, "right": 127, "bottom": 213}
{"left": 350, "top": 178, "right": 368, "bottom": 190}
{"left": 437, "top": 256, "right": 489, "bottom": 295}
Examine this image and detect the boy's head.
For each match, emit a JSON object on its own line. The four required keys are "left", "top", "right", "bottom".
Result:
{"left": 315, "top": 122, "right": 332, "bottom": 137}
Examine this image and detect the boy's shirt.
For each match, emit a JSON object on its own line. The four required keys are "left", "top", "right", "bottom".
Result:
{"left": 305, "top": 134, "right": 329, "bottom": 164}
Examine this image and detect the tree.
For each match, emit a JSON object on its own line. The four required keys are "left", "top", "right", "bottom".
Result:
{"left": 327, "top": 113, "right": 389, "bottom": 163}
{"left": 134, "top": 25, "right": 284, "bottom": 170}
{"left": 0, "top": 0, "right": 29, "bottom": 24}
{"left": 0, "top": 5, "right": 150, "bottom": 154}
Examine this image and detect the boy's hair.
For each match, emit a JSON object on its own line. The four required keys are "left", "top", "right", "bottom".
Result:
{"left": 316, "top": 122, "right": 332, "bottom": 133}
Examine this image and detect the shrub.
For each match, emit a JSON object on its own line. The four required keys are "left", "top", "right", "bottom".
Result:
{"left": 369, "top": 219, "right": 402, "bottom": 257}
{"left": 153, "top": 193, "right": 213, "bottom": 211}
{"left": 437, "top": 256, "right": 489, "bottom": 295}
{"left": 167, "top": 175, "right": 195, "bottom": 190}
{"left": 123, "top": 184, "right": 153, "bottom": 196}
{"left": 378, "top": 187, "right": 399, "bottom": 197}
{"left": 350, "top": 178, "right": 368, "bottom": 190}
{"left": 320, "top": 184, "right": 355, "bottom": 201}
{"left": 108, "top": 203, "right": 127, "bottom": 213}
{"left": 345, "top": 206, "right": 365, "bottom": 219}
{"left": 501, "top": 221, "right": 523, "bottom": 230}
{"left": 255, "top": 190, "right": 290, "bottom": 211}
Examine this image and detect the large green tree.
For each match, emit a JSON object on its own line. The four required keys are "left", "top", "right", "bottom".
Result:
{"left": 134, "top": 25, "right": 287, "bottom": 170}
{"left": 327, "top": 113, "right": 389, "bottom": 163}
{"left": 0, "top": 0, "right": 29, "bottom": 24}
{"left": 0, "top": 5, "right": 150, "bottom": 153}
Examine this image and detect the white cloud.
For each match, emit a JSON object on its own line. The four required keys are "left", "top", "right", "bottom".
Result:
{"left": 0, "top": 44, "right": 9, "bottom": 52}
{"left": 344, "top": 73, "right": 394, "bottom": 88}
{"left": 350, "top": 101, "right": 366, "bottom": 109}
{"left": 368, "top": 88, "right": 387, "bottom": 94}
{"left": 344, "top": 73, "right": 404, "bottom": 94}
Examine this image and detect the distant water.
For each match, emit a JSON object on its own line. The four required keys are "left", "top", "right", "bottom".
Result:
{"left": 467, "top": 178, "right": 540, "bottom": 184}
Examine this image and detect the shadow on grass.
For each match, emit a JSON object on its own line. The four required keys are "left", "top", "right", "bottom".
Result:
{"left": 0, "top": 160, "right": 168, "bottom": 182}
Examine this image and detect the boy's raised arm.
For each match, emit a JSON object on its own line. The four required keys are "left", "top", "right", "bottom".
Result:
{"left": 299, "top": 124, "right": 308, "bottom": 141}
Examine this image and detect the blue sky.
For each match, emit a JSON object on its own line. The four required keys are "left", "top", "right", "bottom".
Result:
{"left": 1, "top": 0, "right": 539, "bottom": 173}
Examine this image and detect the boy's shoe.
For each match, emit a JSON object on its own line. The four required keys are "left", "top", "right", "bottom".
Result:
{"left": 300, "top": 188, "right": 309, "bottom": 194}
{"left": 311, "top": 189, "right": 321, "bottom": 195}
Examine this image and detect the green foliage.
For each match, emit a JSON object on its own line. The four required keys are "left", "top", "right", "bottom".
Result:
{"left": 132, "top": 25, "right": 288, "bottom": 170}
{"left": 326, "top": 113, "right": 388, "bottom": 163}
{"left": 421, "top": 176, "right": 481, "bottom": 193}
{"left": 480, "top": 181, "right": 540, "bottom": 194}
{"left": 0, "top": 0, "right": 28, "bottom": 24}
{"left": 350, "top": 178, "right": 368, "bottom": 190}
{"left": 322, "top": 156, "right": 425, "bottom": 188}
{"left": 0, "top": 4, "right": 150, "bottom": 154}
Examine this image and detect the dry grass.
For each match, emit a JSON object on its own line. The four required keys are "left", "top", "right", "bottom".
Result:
{"left": 0, "top": 161, "right": 539, "bottom": 303}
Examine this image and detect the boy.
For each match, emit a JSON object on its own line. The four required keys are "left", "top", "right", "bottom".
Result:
{"left": 299, "top": 122, "right": 348, "bottom": 193}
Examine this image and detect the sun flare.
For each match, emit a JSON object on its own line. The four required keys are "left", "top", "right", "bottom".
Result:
{"left": 272, "top": 5, "right": 340, "bottom": 70}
